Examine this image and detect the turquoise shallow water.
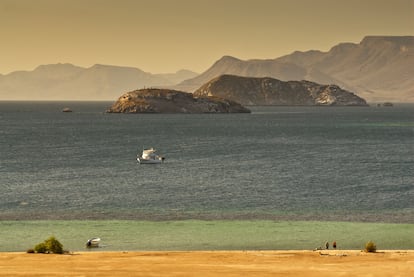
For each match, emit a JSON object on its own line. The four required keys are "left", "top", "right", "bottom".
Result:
{"left": 0, "top": 220, "right": 413, "bottom": 252}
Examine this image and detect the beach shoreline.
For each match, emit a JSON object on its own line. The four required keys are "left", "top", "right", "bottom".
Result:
{"left": 1, "top": 250, "right": 413, "bottom": 276}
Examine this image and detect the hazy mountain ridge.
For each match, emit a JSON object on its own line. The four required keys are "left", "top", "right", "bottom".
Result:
{"left": 155, "top": 70, "right": 198, "bottom": 85}
{"left": 0, "top": 63, "right": 197, "bottom": 100}
{"left": 1, "top": 36, "right": 412, "bottom": 102}
{"left": 180, "top": 36, "right": 414, "bottom": 102}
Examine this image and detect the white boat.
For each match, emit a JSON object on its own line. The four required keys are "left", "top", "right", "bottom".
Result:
{"left": 137, "top": 148, "right": 165, "bottom": 164}
{"left": 86, "top": 237, "right": 101, "bottom": 248}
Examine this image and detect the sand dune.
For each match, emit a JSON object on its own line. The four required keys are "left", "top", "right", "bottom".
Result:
{"left": 1, "top": 250, "right": 413, "bottom": 276}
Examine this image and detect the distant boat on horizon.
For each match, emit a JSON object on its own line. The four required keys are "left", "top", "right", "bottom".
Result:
{"left": 62, "top": 107, "right": 73, "bottom": 112}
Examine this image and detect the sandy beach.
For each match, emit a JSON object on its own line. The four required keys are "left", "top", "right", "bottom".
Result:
{"left": 1, "top": 250, "right": 413, "bottom": 276}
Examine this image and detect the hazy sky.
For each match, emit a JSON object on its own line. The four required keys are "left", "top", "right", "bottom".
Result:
{"left": 1, "top": 0, "right": 413, "bottom": 74}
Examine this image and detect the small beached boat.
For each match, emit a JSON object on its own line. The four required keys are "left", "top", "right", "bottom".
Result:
{"left": 137, "top": 148, "right": 165, "bottom": 164}
{"left": 86, "top": 238, "right": 101, "bottom": 248}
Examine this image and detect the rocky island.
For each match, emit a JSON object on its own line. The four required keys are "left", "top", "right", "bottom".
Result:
{"left": 106, "top": 88, "right": 250, "bottom": 113}
{"left": 194, "top": 75, "right": 368, "bottom": 106}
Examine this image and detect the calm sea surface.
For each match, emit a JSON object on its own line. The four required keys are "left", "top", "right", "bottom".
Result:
{"left": 1, "top": 102, "right": 413, "bottom": 222}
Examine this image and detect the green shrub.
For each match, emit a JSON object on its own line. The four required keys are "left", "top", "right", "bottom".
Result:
{"left": 44, "top": 236, "right": 63, "bottom": 254}
{"left": 26, "top": 248, "right": 35, "bottom": 254}
{"left": 34, "top": 236, "right": 64, "bottom": 254}
{"left": 365, "top": 241, "right": 377, "bottom": 253}
{"left": 34, "top": 242, "right": 48, "bottom": 253}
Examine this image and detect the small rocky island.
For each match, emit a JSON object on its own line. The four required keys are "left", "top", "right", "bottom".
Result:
{"left": 106, "top": 88, "right": 250, "bottom": 113}
{"left": 194, "top": 75, "right": 368, "bottom": 106}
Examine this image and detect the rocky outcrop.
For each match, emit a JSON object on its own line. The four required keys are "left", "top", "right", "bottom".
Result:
{"left": 194, "top": 75, "right": 368, "bottom": 106}
{"left": 106, "top": 88, "right": 250, "bottom": 113}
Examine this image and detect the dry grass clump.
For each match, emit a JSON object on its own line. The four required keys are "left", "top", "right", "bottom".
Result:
{"left": 364, "top": 241, "right": 377, "bottom": 253}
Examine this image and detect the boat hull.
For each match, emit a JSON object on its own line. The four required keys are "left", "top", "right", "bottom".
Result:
{"left": 137, "top": 157, "right": 164, "bottom": 164}
{"left": 137, "top": 148, "right": 165, "bottom": 164}
{"left": 86, "top": 238, "right": 101, "bottom": 248}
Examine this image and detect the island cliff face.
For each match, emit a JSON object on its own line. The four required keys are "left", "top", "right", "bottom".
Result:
{"left": 194, "top": 75, "right": 368, "bottom": 106}
{"left": 106, "top": 88, "right": 250, "bottom": 113}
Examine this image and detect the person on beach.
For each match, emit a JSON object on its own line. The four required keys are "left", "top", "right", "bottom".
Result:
{"left": 333, "top": 241, "right": 337, "bottom": 249}
{"left": 325, "top": 241, "right": 329, "bottom": 249}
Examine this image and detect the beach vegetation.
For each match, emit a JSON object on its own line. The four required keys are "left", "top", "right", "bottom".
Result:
{"left": 364, "top": 241, "right": 377, "bottom": 253}
{"left": 34, "top": 236, "right": 63, "bottom": 254}
{"left": 34, "top": 242, "right": 48, "bottom": 253}
{"left": 45, "top": 236, "right": 64, "bottom": 254}
{"left": 26, "top": 248, "right": 35, "bottom": 253}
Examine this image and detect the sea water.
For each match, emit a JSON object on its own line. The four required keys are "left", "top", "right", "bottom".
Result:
{"left": 0, "top": 102, "right": 413, "bottom": 251}
{"left": 1, "top": 220, "right": 413, "bottom": 251}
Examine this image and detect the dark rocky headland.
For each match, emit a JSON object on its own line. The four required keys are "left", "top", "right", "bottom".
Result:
{"left": 194, "top": 75, "right": 368, "bottom": 106}
{"left": 106, "top": 88, "right": 251, "bottom": 113}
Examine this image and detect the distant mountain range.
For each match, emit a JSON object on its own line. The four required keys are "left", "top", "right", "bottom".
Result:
{"left": 178, "top": 36, "right": 414, "bottom": 103}
{"left": 0, "top": 36, "right": 412, "bottom": 102}
{"left": 0, "top": 64, "right": 197, "bottom": 100}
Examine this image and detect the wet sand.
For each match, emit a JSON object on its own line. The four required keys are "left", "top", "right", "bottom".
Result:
{"left": 1, "top": 250, "right": 413, "bottom": 276}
